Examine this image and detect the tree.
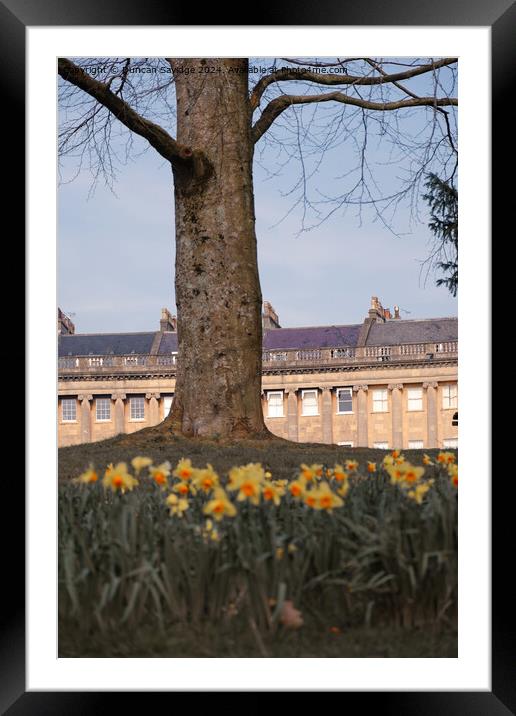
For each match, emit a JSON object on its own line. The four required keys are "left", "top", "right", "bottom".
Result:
{"left": 58, "top": 57, "right": 458, "bottom": 440}
{"left": 422, "top": 173, "right": 458, "bottom": 296}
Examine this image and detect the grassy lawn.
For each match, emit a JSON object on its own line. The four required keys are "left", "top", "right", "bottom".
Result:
{"left": 58, "top": 428, "right": 458, "bottom": 658}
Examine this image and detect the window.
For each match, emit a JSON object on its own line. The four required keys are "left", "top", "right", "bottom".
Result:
{"left": 372, "top": 389, "right": 388, "bottom": 413}
{"left": 408, "top": 440, "right": 424, "bottom": 449}
{"left": 443, "top": 438, "right": 458, "bottom": 449}
{"left": 301, "top": 389, "right": 318, "bottom": 416}
{"left": 407, "top": 387, "right": 423, "bottom": 411}
{"left": 442, "top": 384, "right": 458, "bottom": 409}
{"left": 373, "top": 442, "right": 389, "bottom": 449}
{"left": 96, "top": 398, "right": 111, "bottom": 421}
{"left": 62, "top": 398, "right": 76, "bottom": 422}
{"left": 336, "top": 388, "right": 353, "bottom": 414}
{"left": 452, "top": 412, "right": 458, "bottom": 427}
{"left": 337, "top": 441, "right": 354, "bottom": 447}
{"left": 163, "top": 395, "right": 174, "bottom": 417}
{"left": 267, "top": 391, "right": 284, "bottom": 418}
{"left": 130, "top": 396, "right": 145, "bottom": 421}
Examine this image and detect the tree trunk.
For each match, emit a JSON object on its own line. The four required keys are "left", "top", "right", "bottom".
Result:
{"left": 166, "top": 58, "right": 268, "bottom": 439}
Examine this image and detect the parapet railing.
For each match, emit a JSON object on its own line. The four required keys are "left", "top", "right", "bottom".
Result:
{"left": 58, "top": 341, "right": 457, "bottom": 375}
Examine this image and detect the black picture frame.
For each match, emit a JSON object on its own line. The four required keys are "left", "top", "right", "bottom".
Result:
{"left": 5, "top": 0, "right": 505, "bottom": 710}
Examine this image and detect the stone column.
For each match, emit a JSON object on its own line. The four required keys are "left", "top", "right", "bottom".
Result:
{"left": 320, "top": 387, "right": 333, "bottom": 444}
{"left": 353, "top": 385, "right": 369, "bottom": 447}
{"left": 78, "top": 394, "right": 92, "bottom": 443}
{"left": 388, "top": 383, "right": 404, "bottom": 450}
{"left": 423, "top": 382, "right": 439, "bottom": 448}
{"left": 146, "top": 392, "right": 161, "bottom": 426}
{"left": 111, "top": 393, "right": 126, "bottom": 435}
{"left": 286, "top": 388, "right": 299, "bottom": 442}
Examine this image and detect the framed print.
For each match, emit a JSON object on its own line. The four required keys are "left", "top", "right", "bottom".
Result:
{"left": 3, "top": 0, "right": 508, "bottom": 709}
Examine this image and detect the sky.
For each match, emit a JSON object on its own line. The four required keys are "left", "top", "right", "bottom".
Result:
{"left": 58, "top": 58, "right": 458, "bottom": 334}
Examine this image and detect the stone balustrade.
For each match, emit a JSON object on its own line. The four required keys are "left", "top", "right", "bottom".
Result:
{"left": 58, "top": 340, "right": 457, "bottom": 376}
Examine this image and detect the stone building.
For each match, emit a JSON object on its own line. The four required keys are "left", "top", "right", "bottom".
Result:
{"left": 57, "top": 299, "right": 458, "bottom": 449}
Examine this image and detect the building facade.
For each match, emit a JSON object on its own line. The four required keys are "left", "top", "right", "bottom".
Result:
{"left": 57, "top": 299, "right": 458, "bottom": 449}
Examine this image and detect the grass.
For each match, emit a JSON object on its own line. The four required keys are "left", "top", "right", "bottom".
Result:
{"left": 58, "top": 427, "right": 458, "bottom": 658}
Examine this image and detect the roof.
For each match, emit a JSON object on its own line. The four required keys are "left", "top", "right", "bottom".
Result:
{"left": 366, "top": 317, "right": 458, "bottom": 346}
{"left": 58, "top": 317, "right": 457, "bottom": 356}
{"left": 58, "top": 332, "right": 157, "bottom": 356}
{"left": 264, "top": 325, "right": 361, "bottom": 350}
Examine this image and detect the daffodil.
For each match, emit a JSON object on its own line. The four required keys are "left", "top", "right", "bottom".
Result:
{"left": 227, "top": 463, "right": 264, "bottom": 505}
{"left": 345, "top": 459, "right": 359, "bottom": 472}
{"left": 192, "top": 464, "right": 219, "bottom": 493}
{"left": 203, "top": 488, "right": 237, "bottom": 521}
{"left": 262, "top": 481, "right": 284, "bottom": 506}
{"left": 102, "top": 462, "right": 138, "bottom": 493}
{"left": 172, "top": 481, "right": 194, "bottom": 496}
{"left": 74, "top": 464, "right": 98, "bottom": 484}
{"left": 131, "top": 456, "right": 153, "bottom": 474}
{"left": 448, "top": 463, "right": 458, "bottom": 488}
{"left": 173, "top": 457, "right": 195, "bottom": 481}
{"left": 367, "top": 461, "right": 377, "bottom": 473}
{"left": 299, "top": 463, "right": 323, "bottom": 482}
{"left": 385, "top": 462, "right": 408, "bottom": 484}
{"left": 166, "top": 493, "right": 189, "bottom": 517}
{"left": 407, "top": 480, "right": 434, "bottom": 504}
{"left": 437, "top": 451, "right": 456, "bottom": 465}
{"left": 422, "top": 454, "right": 434, "bottom": 466}
{"left": 315, "top": 482, "right": 344, "bottom": 511}
{"left": 289, "top": 479, "right": 305, "bottom": 499}
{"left": 149, "top": 461, "right": 171, "bottom": 487}
{"left": 275, "top": 547, "right": 284, "bottom": 560}
{"left": 401, "top": 464, "right": 425, "bottom": 486}
{"left": 332, "top": 464, "right": 348, "bottom": 483}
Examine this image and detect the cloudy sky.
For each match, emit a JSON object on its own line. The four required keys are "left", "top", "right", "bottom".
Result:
{"left": 58, "top": 58, "right": 458, "bottom": 334}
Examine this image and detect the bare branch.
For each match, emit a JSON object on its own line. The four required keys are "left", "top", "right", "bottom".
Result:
{"left": 58, "top": 57, "right": 195, "bottom": 168}
{"left": 250, "top": 57, "right": 457, "bottom": 110}
{"left": 252, "top": 91, "right": 457, "bottom": 144}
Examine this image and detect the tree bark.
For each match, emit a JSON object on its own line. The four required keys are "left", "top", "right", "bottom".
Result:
{"left": 166, "top": 58, "right": 268, "bottom": 439}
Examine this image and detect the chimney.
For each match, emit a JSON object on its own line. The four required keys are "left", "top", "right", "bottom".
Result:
{"left": 57, "top": 308, "right": 75, "bottom": 335}
{"left": 368, "top": 296, "right": 387, "bottom": 323}
{"left": 262, "top": 301, "right": 281, "bottom": 329}
{"left": 160, "top": 307, "right": 177, "bottom": 332}
{"left": 393, "top": 305, "right": 401, "bottom": 319}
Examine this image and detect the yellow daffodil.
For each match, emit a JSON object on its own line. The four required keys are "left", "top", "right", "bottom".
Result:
{"left": 332, "top": 464, "right": 348, "bottom": 483}
{"left": 316, "top": 482, "right": 344, "bottom": 511}
{"left": 74, "top": 464, "right": 98, "bottom": 484}
{"left": 265, "top": 470, "right": 272, "bottom": 479}
{"left": 173, "top": 457, "right": 195, "bottom": 481}
{"left": 299, "top": 463, "right": 323, "bottom": 482}
{"left": 102, "top": 462, "right": 138, "bottom": 493}
{"left": 166, "top": 493, "right": 189, "bottom": 517}
{"left": 227, "top": 463, "right": 264, "bottom": 504}
{"left": 289, "top": 479, "right": 306, "bottom": 499}
{"left": 287, "top": 543, "right": 298, "bottom": 554}
{"left": 407, "top": 480, "right": 434, "bottom": 504}
{"left": 337, "top": 481, "right": 350, "bottom": 498}
{"left": 192, "top": 464, "right": 220, "bottom": 493}
{"left": 422, "top": 454, "right": 434, "bottom": 466}
{"left": 345, "top": 459, "right": 359, "bottom": 472}
{"left": 172, "top": 481, "right": 194, "bottom": 496}
{"left": 385, "top": 462, "right": 408, "bottom": 484}
{"left": 448, "top": 463, "right": 458, "bottom": 488}
{"left": 149, "top": 461, "right": 171, "bottom": 487}
{"left": 392, "top": 449, "right": 401, "bottom": 459}
{"left": 437, "top": 451, "right": 456, "bottom": 465}
{"left": 262, "top": 481, "right": 284, "bottom": 506}
{"left": 367, "top": 461, "right": 377, "bottom": 473}
{"left": 131, "top": 456, "right": 153, "bottom": 474}
{"left": 383, "top": 454, "right": 395, "bottom": 467}
{"left": 402, "top": 464, "right": 425, "bottom": 486}
{"left": 203, "top": 488, "right": 237, "bottom": 521}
